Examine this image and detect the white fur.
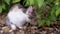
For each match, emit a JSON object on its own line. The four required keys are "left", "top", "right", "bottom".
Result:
{"left": 7, "top": 9, "right": 31, "bottom": 31}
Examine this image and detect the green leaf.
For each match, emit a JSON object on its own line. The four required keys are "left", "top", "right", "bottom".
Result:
{"left": 24, "top": 0, "right": 34, "bottom": 6}
{"left": 50, "top": 15, "right": 56, "bottom": 21}
{"left": 50, "top": 7, "right": 56, "bottom": 21}
{"left": 4, "top": 0, "right": 10, "bottom": 5}
{"left": 2, "top": 3, "right": 6, "bottom": 9}
{"left": 13, "top": 0, "right": 21, "bottom": 3}
{"left": 0, "top": 5, "right": 2, "bottom": 13}
{"left": 46, "top": 20, "right": 50, "bottom": 26}
{"left": 25, "top": 0, "right": 29, "bottom": 6}
{"left": 55, "top": 0, "right": 59, "bottom": 5}
{"left": 56, "top": 8, "right": 60, "bottom": 16}
{"left": 29, "top": 0, "right": 34, "bottom": 5}
{"left": 34, "top": 0, "right": 38, "bottom": 6}
{"left": 37, "top": 0, "right": 44, "bottom": 8}
{"left": 46, "top": 0, "right": 54, "bottom": 3}
{"left": 59, "top": 16, "right": 60, "bottom": 20}
{"left": 34, "top": 0, "right": 44, "bottom": 8}
{"left": 24, "top": 0, "right": 44, "bottom": 7}
{"left": 39, "top": 20, "right": 45, "bottom": 27}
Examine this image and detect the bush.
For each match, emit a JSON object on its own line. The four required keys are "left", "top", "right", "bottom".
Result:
{"left": 0, "top": 0, "right": 60, "bottom": 27}
{"left": 0, "top": 0, "right": 21, "bottom": 13}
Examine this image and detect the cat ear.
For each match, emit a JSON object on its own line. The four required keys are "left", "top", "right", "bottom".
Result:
{"left": 26, "top": 6, "right": 33, "bottom": 15}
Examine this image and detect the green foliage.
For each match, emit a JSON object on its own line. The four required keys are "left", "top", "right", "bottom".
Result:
{"left": 24, "top": 0, "right": 44, "bottom": 8}
{"left": 1, "top": 0, "right": 60, "bottom": 27}
{"left": 12, "top": 0, "right": 21, "bottom": 3}
{"left": 0, "top": 5, "right": 2, "bottom": 13}
{"left": 4, "top": 0, "right": 10, "bottom": 5}
{"left": 39, "top": 20, "right": 45, "bottom": 26}
{"left": 0, "top": 0, "right": 21, "bottom": 13}
{"left": 56, "top": 8, "right": 60, "bottom": 16}
{"left": 2, "top": 3, "right": 6, "bottom": 9}
{"left": 37, "top": 0, "right": 60, "bottom": 26}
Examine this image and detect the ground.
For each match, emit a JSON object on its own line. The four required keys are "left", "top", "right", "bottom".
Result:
{"left": 0, "top": 13, "right": 60, "bottom": 34}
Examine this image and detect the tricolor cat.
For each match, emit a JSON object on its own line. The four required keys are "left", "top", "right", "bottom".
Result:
{"left": 6, "top": 4, "right": 33, "bottom": 32}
